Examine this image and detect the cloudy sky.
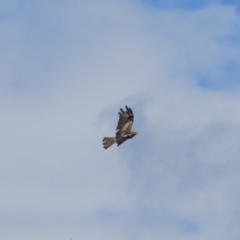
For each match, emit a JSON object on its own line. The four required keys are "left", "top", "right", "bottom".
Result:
{"left": 1, "top": 0, "right": 240, "bottom": 239}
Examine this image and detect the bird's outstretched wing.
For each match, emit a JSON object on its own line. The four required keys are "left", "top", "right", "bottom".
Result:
{"left": 116, "top": 105, "right": 134, "bottom": 135}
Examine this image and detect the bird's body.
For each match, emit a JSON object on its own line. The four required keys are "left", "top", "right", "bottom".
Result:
{"left": 103, "top": 106, "right": 138, "bottom": 149}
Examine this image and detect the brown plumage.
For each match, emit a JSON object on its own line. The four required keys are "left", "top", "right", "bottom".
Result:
{"left": 103, "top": 105, "right": 138, "bottom": 149}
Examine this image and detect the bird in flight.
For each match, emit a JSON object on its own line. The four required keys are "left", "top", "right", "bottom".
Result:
{"left": 103, "top": 105, "right": 138, "bottom": 149}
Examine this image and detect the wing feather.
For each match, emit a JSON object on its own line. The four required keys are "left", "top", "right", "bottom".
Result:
{"left": 116, "top": 105, "right": 134, "bottom": 134}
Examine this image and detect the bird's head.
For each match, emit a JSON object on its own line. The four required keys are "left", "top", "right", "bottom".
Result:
{"left": 132, "top": 131, "right": 138, "bottom": 136}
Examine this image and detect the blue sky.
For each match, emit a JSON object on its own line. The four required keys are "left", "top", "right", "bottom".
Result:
{"left": 1, "top": 0, "right": 240, "bottom": 239}
{"left": 138, "top": 0, "right": 240, "bottom": 10}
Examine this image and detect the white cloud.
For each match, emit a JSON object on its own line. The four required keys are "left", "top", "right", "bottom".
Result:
{"left": 1, "top": 1, "right": 240, "bottom": 239}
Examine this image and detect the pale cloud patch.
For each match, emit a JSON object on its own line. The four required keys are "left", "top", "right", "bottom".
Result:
{"left": 1, "top": 1, "right": 240, "bottom": 240}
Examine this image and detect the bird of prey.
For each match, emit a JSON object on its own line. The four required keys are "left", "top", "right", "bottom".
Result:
{"left": 103, "top": 105, "right": 138, "bottom": 149}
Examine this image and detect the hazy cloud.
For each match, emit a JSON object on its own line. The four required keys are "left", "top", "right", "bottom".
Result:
{"left": 1, "top": 1, "right": 240, "bottom": 239}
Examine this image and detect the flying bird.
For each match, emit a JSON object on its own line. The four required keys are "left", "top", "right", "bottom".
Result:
{"left": 103, "top": 105, "right": 138, "bottom": 149}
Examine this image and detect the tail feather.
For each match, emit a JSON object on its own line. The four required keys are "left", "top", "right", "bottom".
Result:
{"left": 103, "top": 137, "right": 116, "bottom": 149}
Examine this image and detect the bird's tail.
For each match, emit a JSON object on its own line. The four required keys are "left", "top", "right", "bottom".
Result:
{"left": 103, "top": 137, "right": 116, "bottom": 149}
